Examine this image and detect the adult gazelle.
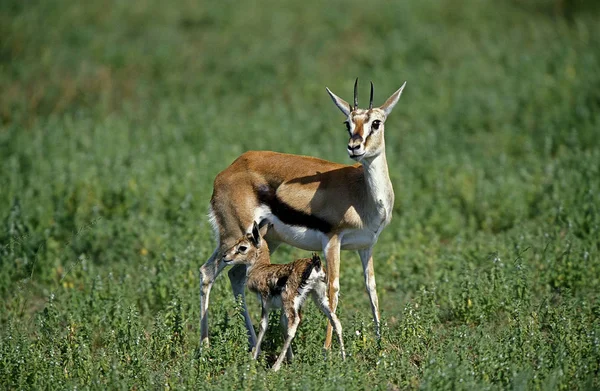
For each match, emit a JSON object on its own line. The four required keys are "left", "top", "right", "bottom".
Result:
{"left": 200, "top": 79, "right": 406, "bottom": 349}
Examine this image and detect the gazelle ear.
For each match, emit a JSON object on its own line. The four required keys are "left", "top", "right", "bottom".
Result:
{"left": 250, "top": 221, "right": 262, "bottom": 247}
{"left": 326, "top": 87, "right": 351, "bottom": 116}
{"left": 380, "top": 81, "right": 407, "bottom": 117}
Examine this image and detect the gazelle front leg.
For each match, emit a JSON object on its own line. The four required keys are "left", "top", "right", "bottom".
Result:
{"left": 199, "top": 249, "right": 226, "bottom": 346}
{"left": 358, "top": 247, "right": 381, "bottom": 339}
{"left": 228, "top": 264, "right": 258, "bottom": 348}
{"left": 323, "top": 235, "right": 341, "bottom": 349}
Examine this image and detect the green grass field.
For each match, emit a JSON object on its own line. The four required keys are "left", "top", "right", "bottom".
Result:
{"left": 2, "top": 0, "right": 600, "bottom": 389}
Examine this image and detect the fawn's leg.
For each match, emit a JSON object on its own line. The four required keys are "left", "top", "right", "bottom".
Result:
{"left": 253, "top": 299, "right": 270, "bottom": 360}
{"left": 280, "top": 311, "right": 294, "bottom": 362}
{"left": 312, "top": 286, "right": 345, "bottom": 360}
{"left": 272, "top": 309, "right": 300, "bottom": 371}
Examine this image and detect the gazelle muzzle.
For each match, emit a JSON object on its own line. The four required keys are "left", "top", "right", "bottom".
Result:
{"left": 347, "top": 134, "right": 365, "bottom": 157}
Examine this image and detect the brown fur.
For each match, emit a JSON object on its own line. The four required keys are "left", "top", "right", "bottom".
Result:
{"left": 211, "top": 151, "right": 368, "bottom": 238}
{"left": 246, "top": 257, "right": 317, "bottom": 299}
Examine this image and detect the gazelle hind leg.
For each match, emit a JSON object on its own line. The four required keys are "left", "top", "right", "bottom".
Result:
{"left": 199, "top": 249, "right": 226, "bottom": 346}
{"left": 228, "top": 264, "right": 257, "bottom": 348}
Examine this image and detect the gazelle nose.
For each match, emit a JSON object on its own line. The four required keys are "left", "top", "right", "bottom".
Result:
{"left": 348, "top": 134, "right": 363, "bottom": 151}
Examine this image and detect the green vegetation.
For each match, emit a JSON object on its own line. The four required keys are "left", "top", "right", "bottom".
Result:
{"left": 1, "top": 0, "right": 599, "bottom": 389}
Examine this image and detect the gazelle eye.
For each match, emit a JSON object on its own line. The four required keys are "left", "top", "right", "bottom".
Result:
{"left": 238, "top": 245, "right": 248, "bottom": 253}
{"left": 344, "top": 121, "right": 351, "bottom": 132}
{"left": 372, "top": 120, "right": 381, "bottom": 130}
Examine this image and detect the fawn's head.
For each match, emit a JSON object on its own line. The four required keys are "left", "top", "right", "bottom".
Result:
{"left": 326, "top": 78, "right": 406, "bottom": 162}
{"left": 222, "top": 221, "right": 270, "bottom": 266}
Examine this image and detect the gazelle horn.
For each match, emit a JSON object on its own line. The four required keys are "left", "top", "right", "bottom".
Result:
{"left": 353, "top": 78, "right": 359, "bottom": 110}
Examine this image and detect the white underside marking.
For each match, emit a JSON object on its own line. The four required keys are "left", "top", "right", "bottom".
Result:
{"left": 293, "top": 286, "right": 307, "bottom": 309}
{"left": 253, "top": 205, "right": 385, "bottom": 252}
{"left": 254, "top": 206, "right": 326, "bottom": 251}
{"left": 293, "top": 271, "right": 321, "bottom": 310}
{"left": 340, "top": 229, "right": 379, "bottom": 250}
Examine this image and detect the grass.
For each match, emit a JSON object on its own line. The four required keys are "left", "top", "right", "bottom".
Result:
{"left": 1, "top": 0, "right": 600, "bottom": 389}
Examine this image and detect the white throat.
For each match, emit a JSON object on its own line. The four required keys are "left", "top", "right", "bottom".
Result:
{"left": 361, "top": 149, "right": 394, "bottom": 225}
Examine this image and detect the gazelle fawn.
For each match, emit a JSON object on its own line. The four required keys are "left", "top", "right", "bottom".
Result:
{"left": 223, "top": 222, "right": 345, "bottom": 371}
{"left": 200, "top": 78, "right": 406, "bottom": 349}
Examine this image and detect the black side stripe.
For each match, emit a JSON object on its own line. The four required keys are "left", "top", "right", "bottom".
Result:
{"left": 257, "top": 186, "right": 332, "bottom": 233}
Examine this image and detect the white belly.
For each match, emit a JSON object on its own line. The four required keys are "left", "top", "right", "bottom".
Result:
{"left": 270, "top": 219, "right": 325, "bottom": 251}
{"left": 255, "top": 206, "right": 326, "bottom": 251}
{"left": 254, "top": 206, "right": 382, "bottom": 252}
{"left": 340, "top": 229, "right": 378, "bottom": 250}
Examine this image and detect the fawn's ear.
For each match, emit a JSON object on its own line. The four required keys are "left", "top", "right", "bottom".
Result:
{"left": 258, "top": 220, "right": 272, "bottom": 238}
{"left": 250, "top": 221, "right": 262, "bottom": 247}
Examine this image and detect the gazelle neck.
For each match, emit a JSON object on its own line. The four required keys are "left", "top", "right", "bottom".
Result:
{"left": 361, "top": 148, "right": 394, "bottom": 221}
